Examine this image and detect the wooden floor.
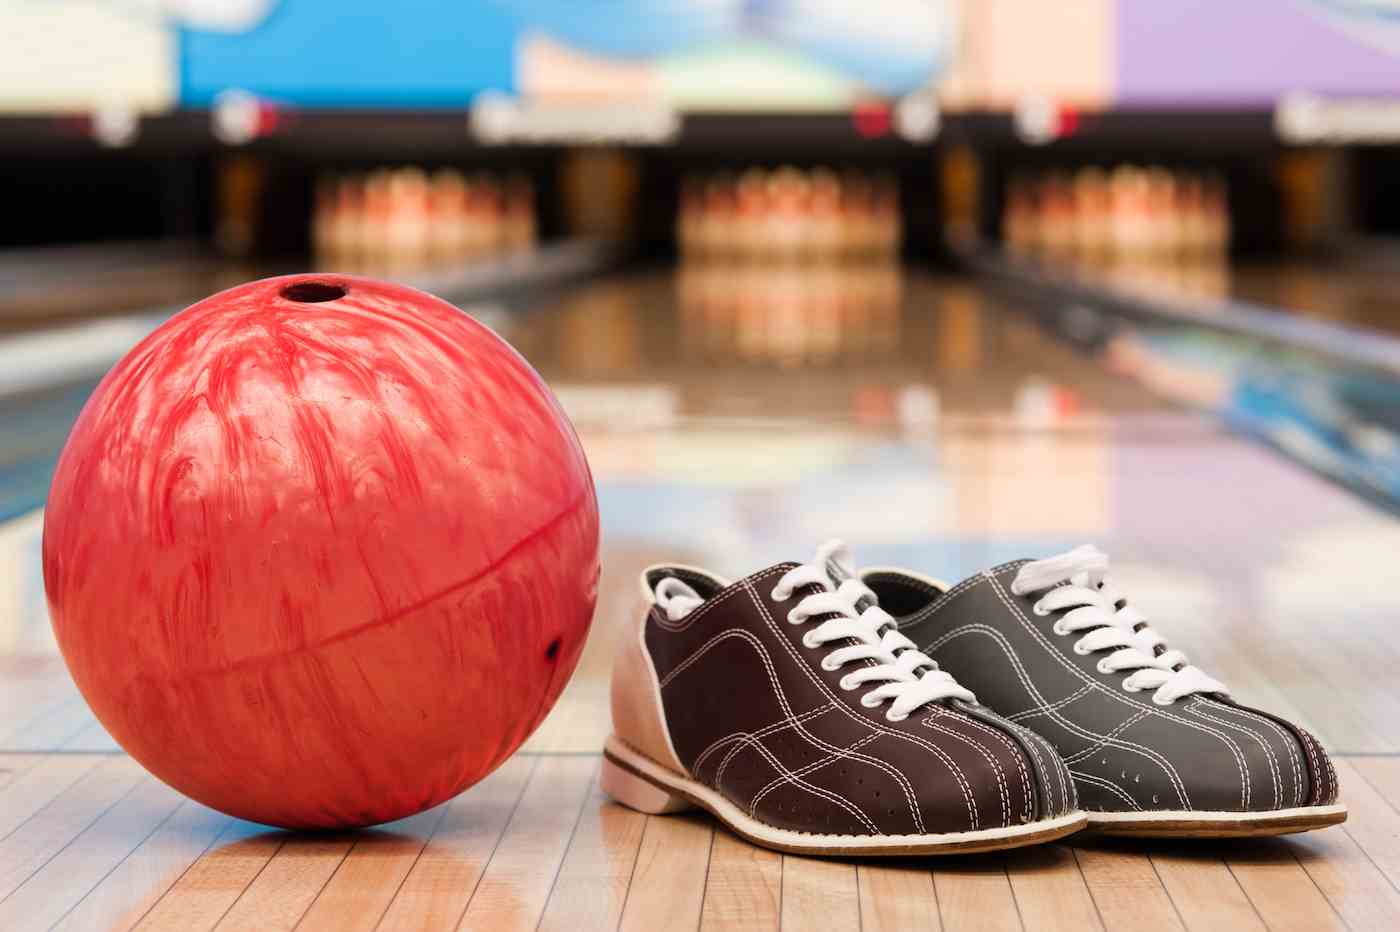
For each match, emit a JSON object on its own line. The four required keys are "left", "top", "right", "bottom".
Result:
{"left": 3, "top": 270, "right": 1400, "bottom": 930}
{"left": 5, "top": 752, "right": 1400, "bottom": 931}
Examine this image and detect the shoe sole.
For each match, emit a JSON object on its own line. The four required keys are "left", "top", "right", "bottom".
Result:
{"left": 602, "top": 735, "right": 1087, "bottom": 857}
{"left": 1086, "top": 804, "right": 1348, "bottom": 838}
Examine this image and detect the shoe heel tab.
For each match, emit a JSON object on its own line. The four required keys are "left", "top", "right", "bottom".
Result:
{"left": 639, "top": 563, "right": 732, "bottom": 604}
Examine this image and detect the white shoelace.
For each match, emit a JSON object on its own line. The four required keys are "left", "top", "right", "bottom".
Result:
{"left": 1010, "top": 545, "right": 1228, "bottom": 706}
{"left": 654, "top": 547, "right": 975, "bottom": 722}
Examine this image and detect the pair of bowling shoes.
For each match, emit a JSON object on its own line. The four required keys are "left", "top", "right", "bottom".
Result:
{"left": 602, "top": 541, "right": 1346, "bottom": 855}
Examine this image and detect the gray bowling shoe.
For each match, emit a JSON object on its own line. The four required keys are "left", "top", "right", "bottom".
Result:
{"left": 823, "top": 542, "right": 1346, "bottom": 838}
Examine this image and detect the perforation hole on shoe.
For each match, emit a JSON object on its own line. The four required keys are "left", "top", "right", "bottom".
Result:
{"left": 1032, "top": 600, "right": 1051, "bottom": 616}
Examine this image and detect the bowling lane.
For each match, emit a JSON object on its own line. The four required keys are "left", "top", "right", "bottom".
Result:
{"left": 1, "top": 263, "right": 1398, "bottom": 760}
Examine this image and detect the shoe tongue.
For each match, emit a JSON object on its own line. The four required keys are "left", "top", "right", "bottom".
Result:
{"left": 820, "top": 551, "right": 878, "bottom": 613}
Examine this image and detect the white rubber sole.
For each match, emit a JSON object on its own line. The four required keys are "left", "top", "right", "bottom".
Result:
{"left": 602, "top": 734, "right": 1087, "bottom": 856}
{"left": 1087, "top": 803, "right": 1348, "bottom": 838}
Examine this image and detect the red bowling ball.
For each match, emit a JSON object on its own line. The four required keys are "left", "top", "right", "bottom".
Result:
{"left": 42, "top": 274, "right": 599, "bottom": 829}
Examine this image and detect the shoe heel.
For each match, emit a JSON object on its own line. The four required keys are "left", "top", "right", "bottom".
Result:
{"left": 601, "top": 751, "right": 693, "bottom": 814}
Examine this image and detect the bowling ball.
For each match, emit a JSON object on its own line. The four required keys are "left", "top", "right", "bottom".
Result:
{"left": 43, "top": 274, "right": 599, "bottom": 829}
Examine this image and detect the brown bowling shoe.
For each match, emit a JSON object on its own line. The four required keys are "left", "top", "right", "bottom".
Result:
{"left": 602, "top": 547, "right": 1086, "bottom": 856}
{"left": 834, "top": 543, "right": 1347, "bottom": 838}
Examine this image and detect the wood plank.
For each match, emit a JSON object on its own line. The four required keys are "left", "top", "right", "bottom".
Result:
{"left": 1004, "top": 844, "right": 1103, "bottom": 932}
{"left": 780, "top": 856, "right": 859, "bottom": 932}
{"left": 538, "top": 784, "right": 647, "bottom": 932}
{"left": 858, "top": 863, "right": 940, "bottom": 932}
{"left": 616, "top": 814, "right": 713, "bottom": 932}
{"left": 1325, "top": 760, "right": 1400, "bottom": 905}
{"left": 0, "top": 775, "right": 185, "bottom": 930}
{"left": 1290, "top": 822, "right": 1400, "bottom": 930}
{"left": 376, "top": 755, "right": 534, "bottom": 932}
{"left": 1224, "top": 840, "right": 1345, "bottom": 932}
{"left": 456, "top": 754, "right": 596, "bottom": 932}
{"left": 50, "top": 801, "right": 231, "bottom": 932}
{"left": 0, "top": 754, "right": 42, "bottom": 791}
{"left": 295, "top": 805, "right": 450, "bottom": 932}
{"left": 131, "top": 821, "right": 286, "bottom": 931}
{"left": 0, "top": 753, "right": 105, "bottom": 839}
{"left": 698, "top": 832, "right": 780, "bottom": 932}
{"left": 931, "top": 855, "right": 1022, "bottom": 932}
{"left": 5, "top": 696, "right": 97, "bottom": 751}
{"left": 211, "top": 834, "right": 357, "bottom": 931}
{"left": 1148, "top": 846, "right": 1264, "bottom": 932}
{"left": 0, "top": 755, "right": 144, "bottom": 900}
{"left": 1073, "top": 842, "right": 1184, "bottom": 932}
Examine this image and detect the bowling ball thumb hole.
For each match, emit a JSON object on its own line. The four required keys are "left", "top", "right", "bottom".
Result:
{"left": 280, "top": 281, "right": 348, "bottom": 303}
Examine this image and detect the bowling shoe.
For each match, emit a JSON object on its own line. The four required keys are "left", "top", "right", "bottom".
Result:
{"left": 825, "top": 542, "right": 1347, "bottom": 837}
{"left": 602, "top": 547, "right": 1085, "bottom": 856}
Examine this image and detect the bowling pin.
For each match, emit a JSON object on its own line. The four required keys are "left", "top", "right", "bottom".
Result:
{"left": 504, "top": 174, "right": 537, "bottom": 252}
{"left": 766, "top": 166, "right": 811, "bottom": 260}
{"left": 808, "top": 168, "right": 842, "bottom": 259}
{"left": 735, "top": 168, "right": 769, "bottom": 260}
{"left": 872, "top": 173, "right": 901, "bottom": 257}
{"left": 1002, "top": 175, "right": 1036, "bottom": 256}
{"left": 312, "top": 175, "right": 338, "bottom": 265}
{"left": 429, "top": 170, "right": 469, "bottom": 261}
{"left": 385, "top": 168, "right": 431, "bottom": 272}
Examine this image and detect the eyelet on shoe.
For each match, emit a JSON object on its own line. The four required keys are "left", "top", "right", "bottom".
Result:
{"left": 1096, "top": 659, "right": 1114, "bottom": 675}
{"left": 1072, "top": 641, "right": 1091, "bottom": 656}
{"left": 770, "top": 586, "right": 789, "bottom": 602}
{"left": 786, "top": 608, "right": 807, "bottom": 625}
{"left": 1032, "top": 601, "right": 1051, "bottom": 616}
{"left": 885, "top": 710, "right": 909, "bottom": 723}
{"left": 802, "top": 631, "right": 821, "bottom": 649}
{"left": 1051, "top": 620, "right": 1070, "bottom": 636}
{"left": 820, "top": 656, "right": 840, "bottom": 672}
{"left": 839, "top": 674, "right": 860, "bottom": 691}
{"left": 860, "top": 694, "right": 881, "bottom": 708}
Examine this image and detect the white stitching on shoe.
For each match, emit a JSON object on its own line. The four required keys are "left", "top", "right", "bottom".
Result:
{"left": 1007, "top": 684, "right": 1093, "bottom": 722}
{"left": 748, "top": 732, "right": 883, "bottom": 821}
{"left": 1217, "top": 706, "right": 1303, "bottom": 807}
{"left": 1063, "top": 709, "right": 1152, "bottom": 764}
{"left": 986, "top": 574, "right": 1252, "bottom": 810}
{"left": 693, "top": 705, "right": 835, "bottom": 776}
{"left": 743, "top": 580, "right": 980, "bottom": 831}
{"left": 1189, "top": 700, "right": 1282, "bottom": 811}
{"left": 1006, "top": 720, "right": 1069, "bottom": 816}
{"left": 920, "top": 709, "right": 1012, "bottom": 827}
{"left": 662, "top": 625, "right": 922, "bottom": 832}
{"left": 927, "top": 621, "right": 1191, "bottom": 808}
{"left": 931, "top": 707, "right": 1032, "bottom": 824}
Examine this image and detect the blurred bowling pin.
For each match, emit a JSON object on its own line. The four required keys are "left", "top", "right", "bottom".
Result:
{"left": 504, "top": 174, "right": 537, "bottom": 252}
